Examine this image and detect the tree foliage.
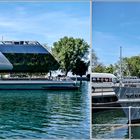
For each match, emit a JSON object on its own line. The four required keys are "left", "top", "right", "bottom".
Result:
{"left": 93, "top": 63, "right": 105, "bottom": 73}
{"left": 123, "top": 56, "right": 140, "bottom": 77}
{"left": 92, "top": 55, "right": 140, "bottom": 78}
{"left": 52, "top": 36, "right": 89, "bottom": 76}
{"left": 113, "top": 58, "right": 130, "bottom": 77}
{"left": 104, "top": 64, "right": 114, "bottom": 74}
{"left": 72, "top": 58, "right": 88, "bottom": 77}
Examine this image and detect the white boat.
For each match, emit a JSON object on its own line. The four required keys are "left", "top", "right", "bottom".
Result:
{"left": 0, "top": 78, "right": 79, "bottom": 90}
{"left": 113, "top": 46, "right": 140, "bottom": 123}
{"left": 114, "top": 85, "right": 140, "bottom": 123}
{"left": 92, "top": 72, "right": 117, "bottom": 89}
{"left": 0, "top": 40, "right": 79, "bottom": 90}
{"left": 92, "top": 73, "right": 119, "bottom": 111}
{"left": 92, "top": 72, "right": 117, "bottom": 94}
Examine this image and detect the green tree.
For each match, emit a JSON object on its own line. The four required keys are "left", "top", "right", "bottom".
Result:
{"left": 110, "top": 56, "right": 140, "bottom": 77}
{"left": 52, "top": 36, "right": 89, "bottom": 76}
{"left": 93, "top": 63, "right": 105, "bottom": 73}
{"left": 72, "top": 58, "right": 88, "bottom": 77}
{"left": 104, "top": 64, "right": 114, "bottom": 73}
{"left": 124, "top": 56, "right": 140, "bottom": 77}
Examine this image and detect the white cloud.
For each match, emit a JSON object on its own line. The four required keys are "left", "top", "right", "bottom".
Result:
{"left": 0, "top": 6, "right": 90, "bottom": 46}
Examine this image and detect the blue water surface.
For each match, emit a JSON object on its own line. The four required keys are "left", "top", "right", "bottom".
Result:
{"left": 0, "top": 82, "right": 90, "bottom": 139}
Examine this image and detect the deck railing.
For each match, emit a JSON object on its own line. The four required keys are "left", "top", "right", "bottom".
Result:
{"left": 0, "top": 76, "right": 74, "bottom": 82}
{"left": 0, "top": 41, "right": 40, "bottom": 45}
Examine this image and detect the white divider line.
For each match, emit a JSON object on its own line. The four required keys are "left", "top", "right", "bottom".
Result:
{"left": 129, "top": 106, "right": 131, "bottom": 139}
{"left": 93, "top": 124, "right": 140, "bottom": 126}
{"left": 92, "top": 106, "right": 140, "bottom": 109}
{"left": 93, "top": 107, "right": 128, "bottom": 109}
{"left": 92, "top": 124, "right": 128, "bottom": 127}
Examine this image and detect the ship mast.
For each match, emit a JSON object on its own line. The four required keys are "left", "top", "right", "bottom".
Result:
{"left": 120, "top": 46, "right": 122, "bottom": 86}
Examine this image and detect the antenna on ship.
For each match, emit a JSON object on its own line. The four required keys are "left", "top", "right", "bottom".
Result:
{"left": 1, "top": 36, "right": 3, "bottom": 41}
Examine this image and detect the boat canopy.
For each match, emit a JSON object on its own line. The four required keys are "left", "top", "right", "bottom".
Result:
{"left": 0, "top": 41, "right": 48, "bottom": 54}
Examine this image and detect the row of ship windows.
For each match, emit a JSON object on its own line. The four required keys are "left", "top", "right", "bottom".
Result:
{"left": 92, "top": 77, "right": 112, "bottom": 82}
{"left": 0, "top": 41, "right": 40, "bottom": 45}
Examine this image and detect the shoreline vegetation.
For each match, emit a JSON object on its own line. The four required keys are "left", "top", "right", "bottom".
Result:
{"left": 92, "top": 49, "right": 140, "bottom": 78}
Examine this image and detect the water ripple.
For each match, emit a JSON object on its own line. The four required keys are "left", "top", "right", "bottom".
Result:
{"left": 0, "top": 82, "right": 90, "bottom": 139}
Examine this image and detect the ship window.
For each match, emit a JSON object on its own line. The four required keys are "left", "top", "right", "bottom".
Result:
{"left": 97, "top": 78, "right": 100, "bottom": 82}
{"left": 92, "top": 77, "right": 97, "bottom": 82}
{"left": 99, "top": 78, "right": 102, "bottom": 82}
{"left": 25, "top": 41, "right": 29, "bottom": 44}
{"left": 105, "top": 78, "right": 109, "bottom": 82}
{"left": 101, "top": 78, "right": 104, "bottom": 82}
{"left": 14, "top": 41, "right": 20, "bottom": 45}
{"left": 20, "top": 41, "right": 24, "bottom": 45}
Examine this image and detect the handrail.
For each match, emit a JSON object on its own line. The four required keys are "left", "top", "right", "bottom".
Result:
{"left": 0, "top": 41, "right": 40, "bottom": 45}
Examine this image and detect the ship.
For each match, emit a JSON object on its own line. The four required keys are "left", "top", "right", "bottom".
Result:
{"left": 0, "top": 40, "right": 79, "bottom": 90}
{"left": 114, "top": 78, "right": 140, "bottom": 123}
{"left": 92, "top": 73, "right": 120, "bottom": 112}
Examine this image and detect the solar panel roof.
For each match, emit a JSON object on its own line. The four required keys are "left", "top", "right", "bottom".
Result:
{"left": 0, "top": 44, "right": 49, "bottom": 54}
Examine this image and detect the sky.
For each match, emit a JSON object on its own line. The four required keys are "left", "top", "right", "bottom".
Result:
{"left": 0, "top": 2, "right": 90, "bottom": 48}
{"left": 93, "top": 2, "right": 140, "bottom": 66}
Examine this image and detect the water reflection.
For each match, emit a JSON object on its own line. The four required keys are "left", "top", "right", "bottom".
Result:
{"left": 0, "top": 82, "right": 89, "bottom": 139}
{"left": 92, "top": 109, "right": 128, "bottom": 139}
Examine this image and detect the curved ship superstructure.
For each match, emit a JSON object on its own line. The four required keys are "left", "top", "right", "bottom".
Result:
{"left": 0, "top": 41, "right": 59, "bottom": 72}
{"left": 0, "top": 40, "right": 78, "bottom": 90}
{"left": 0, "top": 52, "right": 13, "bottom": 70}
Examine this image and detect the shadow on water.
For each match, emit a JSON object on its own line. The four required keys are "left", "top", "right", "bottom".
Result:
{"left": 0, "top": 81, "right": 90, "bottom": 139}
{"left": 92, "top": 108, "right": 140, "bottom": 139}
{"left": 92, "top": 109, "right": 130, "bottom": 139}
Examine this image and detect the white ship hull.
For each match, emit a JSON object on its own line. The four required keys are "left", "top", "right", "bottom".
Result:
{"left": 0, "top": 79, "right": 79, "bottom": 90}
{"left": 114, "top": 87, "right": 140, "bottom": 123}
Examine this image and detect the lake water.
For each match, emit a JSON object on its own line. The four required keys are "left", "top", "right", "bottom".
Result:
{"left": 92, "top": 109, "right": 140, "bottom": 139}
{"left": 0, "top": 82, "right": 90, "bottom": 139}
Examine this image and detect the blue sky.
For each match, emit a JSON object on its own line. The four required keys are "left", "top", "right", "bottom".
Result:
{"left": 93, "top": 2, "right": 140, "bottom": 65}
{"left": 0, "top": 2, "right": 90, "bottom": 48}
